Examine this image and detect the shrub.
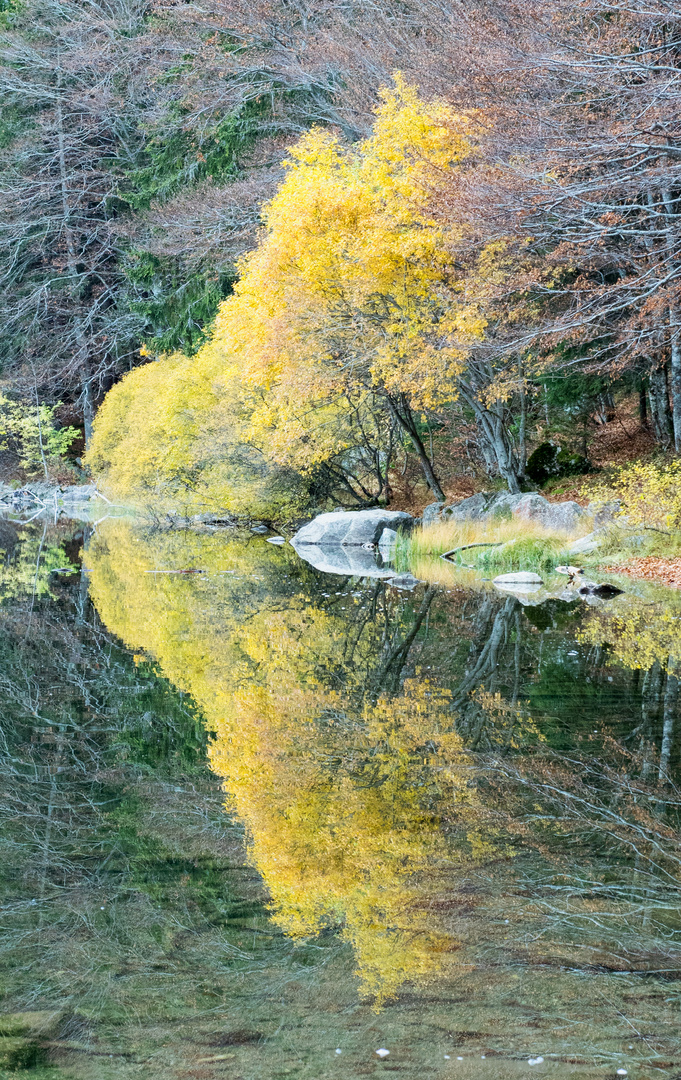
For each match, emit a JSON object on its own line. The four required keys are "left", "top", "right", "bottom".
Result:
{"left": 0, "top": 393, "right": 78, "bottom": 475}
{"left": 592, "top": 459, "right": 681, "bottom": 531}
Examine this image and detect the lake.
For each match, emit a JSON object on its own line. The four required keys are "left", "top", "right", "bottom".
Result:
{"left": 0, "top": 513, "right": 679, "bottom": 1079}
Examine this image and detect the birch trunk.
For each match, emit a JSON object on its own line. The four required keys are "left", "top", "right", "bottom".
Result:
{"left": 669, "top": 306, "right": 681, "bottom": 452}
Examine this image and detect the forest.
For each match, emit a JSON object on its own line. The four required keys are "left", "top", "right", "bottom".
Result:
{"left": 2, "top": 0, "right": 681, "bottom": 514}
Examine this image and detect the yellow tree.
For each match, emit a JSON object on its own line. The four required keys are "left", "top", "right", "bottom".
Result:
{"left": 87, "top": 77, "right": 487, "bottom": 508}
{"left": 201, "top": 74, "right": 483, "bottom": 501}
{"left": 85, "top": 346, "right": 310, "bottom": 519}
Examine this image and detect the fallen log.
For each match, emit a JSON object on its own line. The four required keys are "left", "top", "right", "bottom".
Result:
{"left": 440, "top": 542, "right": 501, "bottom": 562}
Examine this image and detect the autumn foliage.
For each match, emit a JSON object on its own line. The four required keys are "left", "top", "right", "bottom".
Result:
{"left": 87, "top": 79, "right": 505, "bottom": 509}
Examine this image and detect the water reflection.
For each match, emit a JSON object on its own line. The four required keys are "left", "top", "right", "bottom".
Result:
{"left": 88, "top": 524, "right": 493, "bottom": 1004}
{"left": 1, "top": 517, "right": 679, "bottom": 1076}
{"left": 87, "top": 524, "right": 681, "bottom": 1015}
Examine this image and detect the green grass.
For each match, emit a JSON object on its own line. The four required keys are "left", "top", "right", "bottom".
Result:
{"left": 476, "top": 534, "right": 570, "bottom": 571}
{"left": 591, "top": 524, "right": 681, "bottom": 564}
{"left": 399, "top": 517, "right": 579, "bottom": 578}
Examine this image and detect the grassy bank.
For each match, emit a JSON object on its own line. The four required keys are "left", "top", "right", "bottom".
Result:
{"left": 399, "top": 518, "right": 580, "bottom": 577}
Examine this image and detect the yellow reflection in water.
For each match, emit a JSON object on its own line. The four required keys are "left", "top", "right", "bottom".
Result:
{"left": 88, "top": 520, "right": 492, "bottom": 1005}
{"left": 578, "top": 592, "right": 681, "bottom": 671}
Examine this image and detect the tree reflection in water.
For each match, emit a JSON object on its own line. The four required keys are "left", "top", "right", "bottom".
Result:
{"left": 0, "top": 517, "right": 679, "bottom": 1076}
{"left": 88, "top": 523, "right": 681, "bottom": 1012}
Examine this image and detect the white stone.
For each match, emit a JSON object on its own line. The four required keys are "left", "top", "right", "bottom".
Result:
{"left": 376, "top": 1048, "right": 390, "bottom": 1058}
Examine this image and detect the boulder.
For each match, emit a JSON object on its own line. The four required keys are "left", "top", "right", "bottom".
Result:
{"left": 59, "top": 484, "right": 97, "bottom": 502}
{"left": 568, "top": 532, "right": 600, "bottom": 555}
{"left": 422, "top": 500, "right": 449, "bottom": 525}
{"left": 291, "top": 509, "right": 413, "bottom": 548}
{"left": 526, "top": 442, "right": 590, "bottom": 485}
{"left": 377, "top": 527, "right": 399, "bottom": 551}
{"left": 511, "top": 492, "right": 586, "bottom": 532}
{"left": 423, "top": 490, "right": 586, "bottom": 532}
{"left": 423, "top": 491, "right": 525, "bottom": 524}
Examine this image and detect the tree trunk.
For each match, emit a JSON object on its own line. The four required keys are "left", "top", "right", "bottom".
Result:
{"left": 639, "top": 376, "right": 648, "bottom": 427}
{"left": 486, "top": 412, "right": 521, "bottom": 493}
{"left": 388, "top": 394, "right": 445, "bottom": 501}
{"left": 669, "top": 306, "right": 681, "bottom": 452}
{"left": 57, "top": 74, "right": 92, "bottom": 434}
{"left": 518, "top": 361, "right": 527, "bottom": 479}
{"left": 659, "top": 656, "right": 678, "bottom": 784}
{"left": 660, "top": 184, "right": 681, "bottom": 451}
{"left": 82, "top": 380, "right": 94, "bottom": 449}
{"left": 460, "top": 388, "right": 522, "bottom": 493}
{"left": 648, "top": 363, "right": 672, "bottom": 446}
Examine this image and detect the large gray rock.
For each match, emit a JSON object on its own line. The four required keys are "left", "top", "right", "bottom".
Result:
{"left": 423, "top": 490, "right": 587, "bottom": 533}
{"left": 423, "top": 491, "right": 528, "bottom": 525}
{"left": 377, "top": 527, "right": 399, "bottom": 552}
{"left": 422, "top": 500, "right": 449, "bottom": 525}
{"left": 59, "top": 484, "right": 97, "bottom": 502}
{"left": 291, "top": 509, "right": 413, "bottom": 548}
{"left": 512, "top": 492, "right": 586, "bottom": 532}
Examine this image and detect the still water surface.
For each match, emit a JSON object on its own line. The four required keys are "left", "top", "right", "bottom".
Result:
{"left": 0, "top": 515, "right": 679, "bottom": 1079}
